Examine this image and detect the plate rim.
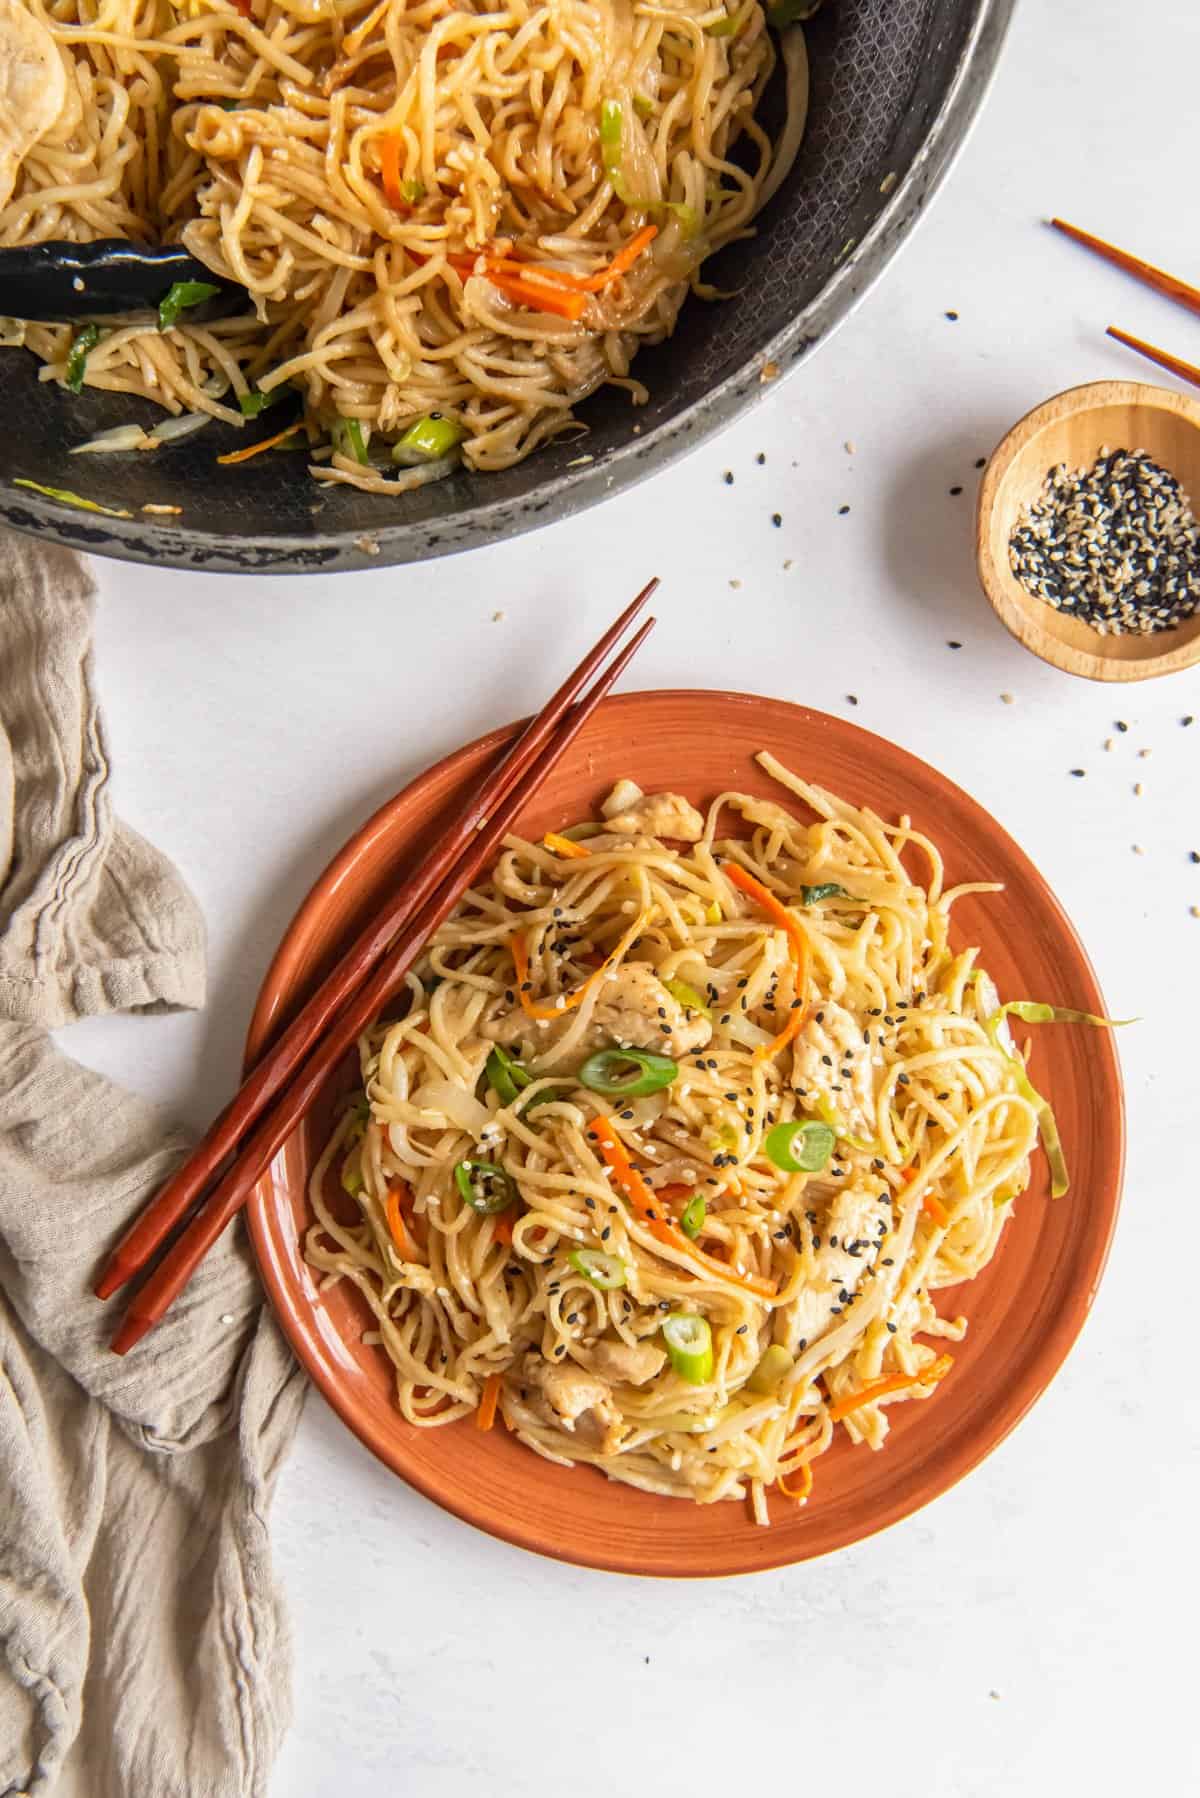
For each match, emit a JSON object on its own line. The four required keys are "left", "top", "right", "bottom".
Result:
{"left": 245, "top": 689, "right": 1125, "bottom": 1575}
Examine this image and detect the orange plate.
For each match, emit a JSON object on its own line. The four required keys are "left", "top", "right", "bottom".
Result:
{"left": 245, "top": 691, "right": 1125, "bottom": 1577}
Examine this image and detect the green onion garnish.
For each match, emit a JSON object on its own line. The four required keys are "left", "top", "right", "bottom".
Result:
{"left": 65, "top": 324, "right": 100, "bottom": 394}
{"left": 662, "top": 977, "right": 710, "bottom": 1017}
{"left": 662, "top": 1312, "right": 714, "bottom": 1384}
{"left": 393, "top": 412, "right": 465, "bottom": 461}
{"left": 486, "top": 1043, "right": 531, "bottom": 1107}
{"left": 332, "top": 416, "right": 369, "bottom": 464}
{"left": 800, "top": 883, "right": 849, "bottom": 905}
{"left": 453, "top": 1159, "right": 517, "bottom": 1215}
{"left": 578, "top": 1046, "right": 678, "bottom": 1097}
{"left": 158, "top": 280, "right": 220, "bottom": 332}
{"left": 747, "top": 1344, "right": 793, "bottom": 1394}
{"left": 764, "top": 1119, "right": 835, "bottom": 1173}
{"left": 679, "top": 1193, "right": 706, "bottom": 1239}
{"left": 239, "top": 384, "right": 291, "bottom": 418}
{"left": 12, "top": 478, "right": 131, "bottom": 518}
{"left": 568, "top": 1248, "right": 627, "bottom": 1290}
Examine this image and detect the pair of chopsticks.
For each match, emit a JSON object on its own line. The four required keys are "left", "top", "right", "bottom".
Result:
{"left": 1051, "top": 217, "right": 1200, "bottom": 389}
{"left": 97, "top": 579, "right": 659, "bottom": 1353}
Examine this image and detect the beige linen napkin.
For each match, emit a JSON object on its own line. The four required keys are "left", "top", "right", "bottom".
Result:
{"left": 0, "top": 532, "right": 305, "bottom": 1798}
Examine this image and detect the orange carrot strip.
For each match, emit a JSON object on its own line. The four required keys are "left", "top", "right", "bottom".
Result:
{"left": 828, "top": 1353, "right": 953, "bottom": 1423}
{"left": 585, "top": 223, "right": 658, "bottom": 290}
{"left": 543, "top": 831, "right": 590, "bottom": 859}
{"left": 776, "top": 1462, "right": 813, "bottom": 1502}
{"left": 216, "top": 421, "right": 303, "bottom": 465}
{"left": 510, "top": 909, "right": 645, "bottom": 1021}
{"left": 923, "top": 1191, "right": 950, "bottom": 1227}
{"left": 493, "top": 1212, "right": 514, "bottom": 1247}
{"left": 385, "top": 1181, "right": 419, "bottom": 1261}
{"left": 724, "top": 861, "right": 808, "bottom": 963}
{"left": 476, "top": 1371, "right": 502, "bottom": 1431}
{"left": 586, "top": 1117, "right": 777, "bottom": 1300}
{"left": 485, "top": 271, "right": 587, "bottom": 321}
{"left": 378, "top": 132, "right": 406, "bottom": 212}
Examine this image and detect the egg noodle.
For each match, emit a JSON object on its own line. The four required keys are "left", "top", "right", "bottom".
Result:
{"left": 1, "top": 0, "right": 811, "bottom": 486}
{"left": 300, "top": 749, "right": 1098, "bottom": 1526}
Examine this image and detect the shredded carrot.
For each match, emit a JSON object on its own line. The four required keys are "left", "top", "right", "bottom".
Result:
{"left": 385, "top": 1181, "right": 419, "bottom": 1261}
{"left": 828, "top": 1353, "right": 954, "bottom": 1423}
{"left": 493, "top": 1212, "right": 514, "bottom": 1247}
{"left": 378, "top": 131, "right": 406, "bottom": 211}
{"left": 510, "top": 909, "right": 645, "bottom": 1021}
{"left": 753, "top": 969, "right": 810, "bottom": 1063}
{"left": 216, "top": 421, "right": 303, "bottom": 465}
{"left": 231, "top": 0, "right": 252, "bottom": 15}
{"left": 724, "top": 861, "right": 809, "bottom": 963}
{"left": 586, "top": 1117, "right": 777, "bottom": 1300}
{"left": 543, "top": 831, "right": 590, "bottom": 859}
{"left": 476, "top": 1371, "right": 502, "bottom": 1431}
{"left": 923, "top": 1191, "right": 950, "bottom": 1227}
{"left": 585, "top": 223, "right": 658, "bottom": 289}
{"left": 485, "top": 270, "right": 587, "bottom": 321}
{"left": 776, "top": 1461, "right": 813, "bottom": 1503}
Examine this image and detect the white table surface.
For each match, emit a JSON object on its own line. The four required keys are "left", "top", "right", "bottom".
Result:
{"left": 76, "top": 0, "right": 1199, "bottom": 1789}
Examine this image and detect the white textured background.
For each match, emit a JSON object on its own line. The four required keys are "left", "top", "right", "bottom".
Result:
{"left": 78, "top": 0, "right": 1198, "bottom": 1790}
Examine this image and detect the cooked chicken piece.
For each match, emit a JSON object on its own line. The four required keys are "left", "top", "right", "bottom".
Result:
{"left": 601, "top": 781, "right": 705, "bottom": 842}
{"left": 521, "top": 1352, "right": 616, "bottom": 1434}
{"left": 0, "top": 0, "right": 67, "bottom": 209}
{"left": 791, "top": 998, "right": 879, "bottom": 1140}
{"left": 783, "top": 1182, "right": 892, "bottom": 1355}
{"left": 583, "top": 1337, "right": 667, "bottom": 1387}
{"left": 480, "top": 960, "right": 712, "bottom": 1056}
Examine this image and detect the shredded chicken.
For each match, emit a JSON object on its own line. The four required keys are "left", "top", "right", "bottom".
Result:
{"left": 791, "top": 998, "right": 880, "bottom": 1139}
{"left": 783, "top": 1182, "right": 892, "bottom": 1354}
{"left": 520, "top": 1351, "right": 616, "bottom": 1435}
{"left": 481, "top": 959, "right": 712, "bottom": 1055}
{"left": 600, "top": 781, "right": 705, "bottom": 842}
{"left": 583, "top": 1336, "right": 667, "bottom": 1387}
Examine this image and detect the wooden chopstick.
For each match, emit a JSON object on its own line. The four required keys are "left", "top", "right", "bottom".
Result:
{"left": 1050, "top": 218, "right": 1200, "bottom": 318}
{"left": 108, "top": 609, "right": 656, "bottom": 1354}
{"left": 1106, "top": 324, "right": 1200, "bottom": 392}
{"left": 95, "top": 579, "right": 657, "bottom": 1304}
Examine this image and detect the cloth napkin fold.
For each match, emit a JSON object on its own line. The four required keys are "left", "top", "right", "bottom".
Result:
{"left": 0, "top": 532, "right": 304, "bottom": 1798}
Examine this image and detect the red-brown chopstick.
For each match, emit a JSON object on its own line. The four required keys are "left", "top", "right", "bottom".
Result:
{"left": 95, "top": 580, "right": 657, "bottom": 1304}
{"left": 1106, "top": 324, "right": 1200, "bottom": 393}
{"left": 1050, "top": 218, "right": 1200, "bottom": 318}
{"left": 109, "top": 611, "right": 656, "bottom": 1354}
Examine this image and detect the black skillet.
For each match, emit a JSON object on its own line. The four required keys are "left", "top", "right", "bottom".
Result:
{"left": 0, "top": 240, "right": 243, "bottom": 322}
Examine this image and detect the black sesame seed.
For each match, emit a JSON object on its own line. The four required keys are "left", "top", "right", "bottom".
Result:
{"left": 1070, "top": 768, "right": 1086, "bottom": 778}
{"left": 949, "top": 485, "right": 963, "bottom": 497}
{"left": 723, "top": 470, "right": 734, "bottom": 485}
{"left": 838, "top": 504, "right": 850, "bottom": 516}
{"left": 947, "top": 639, "right": 962, "bottom": 649}
{"left": 945, "top": 309, "right": 959, "bottom": 320}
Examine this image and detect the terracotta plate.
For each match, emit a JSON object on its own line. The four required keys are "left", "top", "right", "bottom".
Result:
{"left": 245, "top": 691, "right": 1124, "bottom": 1576}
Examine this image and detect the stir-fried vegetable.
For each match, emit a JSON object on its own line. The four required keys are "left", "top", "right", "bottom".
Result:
{"left": 486, "top": 1044, "right": 530, "bottom": 1106}
{"left": 800, "top": 883, "right": 848, "bottom": 905}
{"left": 454, "top": 1159, "right": 517, "bottom": 1215}
{"left": 679, "top": 1192, "right": 706, "bottom": 1239}
{"left": 543, "top": 831, "right": 590, "bottom": 859}
{"left": 764, "top": 1118, "right": 834, "bottom": 1172}
{"left": 13, "top": 478, "right": 132, "bottom": 518}
{"left": 65, "top": 324, "right": 100, "bottom": 394}
{"left": 158, "top": 279, "right": 219, "bottom": 331}
{"left": 394, "top": 412, "right": 465, "bottom": 462}
{"left": 828, "top": 1353, "right": 953, "bottom": 1422}
{"left": 216, "top": 421, "right": 304, "bottom": 464}
{"left": 331, "top": 416, "right": 369, "bottom": 464}
{"left": 723, "top": 860, "right": 811, "bottom": 1060}
{"left": 239, "top": 384, "right": 291, "bottom": 418}
{"left": 510, "top": 910, "right": 646, "bottom": 1021}
{"left": 599, "top": 98, "right": 632, "bottom": 202}
{"left": 378, "top": 133, "right": 423, "bottom": 211}
{"left": 706, "top": 0, "right": 753, "bottom": 35}
{"left": 568, "top": 1247, "right": 627, "bottom": 1290}
{"left": 748, "top": 1343, "right": 793, "bottom": 1394}
{"left": 663, "top": 976, "right": 710, "bottom": 1016}
{"left": 662, "top": 1312, "right": 714, "bottom": 1384}
{"left": 578, "top": 1046, "right": 678, "bottom": 1097}
{"left": 476, "top": 1371, "right": 502, "bottom": 1431}
{"left": 384, "top": 1180, "right": 420, "bottom": 1260}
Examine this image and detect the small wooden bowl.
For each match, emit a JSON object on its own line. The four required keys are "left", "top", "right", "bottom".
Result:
{"left": 977, "top": 380, "right": 1200, "bottom": 681}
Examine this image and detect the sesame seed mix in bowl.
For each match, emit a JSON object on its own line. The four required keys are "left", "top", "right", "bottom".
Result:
{"left": 1008, "top": 448, "right": 1200, "bottom": 635}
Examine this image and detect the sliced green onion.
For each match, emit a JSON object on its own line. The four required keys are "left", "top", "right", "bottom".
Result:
{"left": 12, "top": 478, "right": 131, "bottom": 518}
{"left": 65, "top": 324, "right": 100, "bottom": 394}
{"left": 332, "top": 416, "right": 369, "bottom": 464}
{"left": 486, "top": 1044, "right": 532, "bottom": 1106}
{"left": 800, "top": 883, "right": 848, "bottom": 905}
{"left": 663, "top": 977, "right": 711, "bottom": 1017}
{"left": 600, "top": 97, "right": 626, "bottom": 199}
{"left": 812, "top": 1095, "right": 879, "bottom": 1156}
{"left": 239, "top": 384, "right": 291, "bottom": 418}
{"left": 568, "top": 1247, "right": 627, "bottom": 1290}
{"left": 748, "top": 1343, "right": 793, "bottom": 1394}
{"left": 393, "top": 412, "right": 465, "bottom": 461}
{"left": 454, "top": 1159, "right": 517, "bottom": 1215}
{"left": 680, "top": 1193, "right": 706, "bottom": 1239}
{"left": 767, "top": 0, "right": 824, "bottom": 24}
{"left": 982, "top": 999, "right": 1131, "bottom": 1198}
{"left": 662, "top": 1312, "right": 714, "bottom": 1384}
{"left": 341, "top": 1145, "right": 364, "bottom": 1197}
{"left": 632, "top": 92, "right": 655, "bottom": 119}
{"left": 764, "top": 1118, "right": 834, "bottom": 1173}
{"left": 399, "top": 178, "right": 425, "bottom": 204}
{"left": 578, "top": 1047, "right": 678, "bottom": 1097}
{"left": 158, "top": 280, "right": 220, "bottom": 331}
